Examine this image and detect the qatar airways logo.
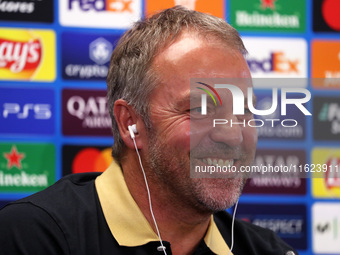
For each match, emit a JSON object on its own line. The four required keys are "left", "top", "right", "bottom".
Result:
{"left": 197, "top": 82, "right": 311, "bottom": 128}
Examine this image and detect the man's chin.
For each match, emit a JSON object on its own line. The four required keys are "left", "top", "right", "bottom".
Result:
{"left": 192, "top": 178, "right": 244, "bottom": 212}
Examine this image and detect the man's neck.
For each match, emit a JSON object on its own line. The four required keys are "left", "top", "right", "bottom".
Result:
{"left": 122, "top": 159, "right": 212, "bottom": 255}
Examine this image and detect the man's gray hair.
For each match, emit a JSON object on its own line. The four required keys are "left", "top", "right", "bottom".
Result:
{"left": 107, "top": 6, "right": 247, "bottom": 164}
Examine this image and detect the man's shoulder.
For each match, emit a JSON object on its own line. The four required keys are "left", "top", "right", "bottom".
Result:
{"left": 214, "top": 210, "right": 298, "bottom": 255}
{"left": 0, "top": 172, "right": 105, "bottom": 255}
{"left": 17, "top": 172, "right": 101, "bottom": 206}
{"left": 3, "top": 172, "right": 102, "bottom": 225}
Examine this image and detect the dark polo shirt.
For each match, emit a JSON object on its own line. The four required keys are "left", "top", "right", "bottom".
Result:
{"left": 0, "top": 162, "right": 297, "bottom": 255}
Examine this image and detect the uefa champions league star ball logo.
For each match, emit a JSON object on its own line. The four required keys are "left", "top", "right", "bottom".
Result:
{"left": 89, "top": 37, "right": 113, "bottom": 65}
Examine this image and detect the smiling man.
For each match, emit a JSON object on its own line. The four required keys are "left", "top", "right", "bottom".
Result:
{"left": 0, "top": 6, "right": 297, "bottom": 255}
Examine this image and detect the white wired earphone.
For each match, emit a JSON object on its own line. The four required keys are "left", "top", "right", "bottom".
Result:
{"left": 128, "top": 124, "right": 167, "bottom": 255}
{"left": 128, "top": 124, "right": 238, "bottom": 255}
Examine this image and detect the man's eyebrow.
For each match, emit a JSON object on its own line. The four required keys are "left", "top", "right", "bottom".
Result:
{"left": 176, "top": 91, "right": 201, "bottom": 108}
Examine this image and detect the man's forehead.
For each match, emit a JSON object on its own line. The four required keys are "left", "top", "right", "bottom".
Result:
{"left": 154, "top": 33, "right": 206, "bottom": 64}
{"left": 191, "top": 79, "right": 253, "bottom": 91}
{"left": 180, "top": 81, "right": 256, "bottom": 102}
{"left": 153, "top": 31, "right": 245, "bottom": 69}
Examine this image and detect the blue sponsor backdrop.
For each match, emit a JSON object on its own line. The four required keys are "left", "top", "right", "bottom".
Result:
{"left": 254, "top": 93, "right": 307, "bottom": 140}
{"left": 61, "top": 32, "right": 122, "bottom": 81}
{"left": 236, "top": 203, "right": 307, "bottom": 250}
{"left": 0, "top": 88, "right": 55, "bottom": 135}
{"left": 0, "top": 1, "right": 340, "bottom": 255}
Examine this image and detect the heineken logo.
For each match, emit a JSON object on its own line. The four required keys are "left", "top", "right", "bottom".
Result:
{"left": 230, "top": 0, "right": 306, "bottom": 32}
{"left": 261, "top": 0, "right": 276, "bottom": 10}
{"left": 3, "top": 145, "right": 25, "bottom": 170}
{"left": 235, "top": 11, "right": 299, "bottom": 29}
{"left": 0, "top": 143, "right": 55, "bottom": 192}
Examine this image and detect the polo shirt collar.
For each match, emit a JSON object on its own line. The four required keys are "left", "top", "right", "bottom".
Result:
{"left": 95, "top": 162, "right": 233, "bottom": 255}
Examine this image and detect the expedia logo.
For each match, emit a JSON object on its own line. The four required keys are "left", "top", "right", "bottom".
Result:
{"left": 0, "top": 37, "right": 42, "bottom": 74}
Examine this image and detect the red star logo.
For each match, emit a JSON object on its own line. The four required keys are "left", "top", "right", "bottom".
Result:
{"left": 261, "top": 0, "right": 276, "bottom": 10}
{"left": 3, "top": 145, "right": 25, "bottom": 170}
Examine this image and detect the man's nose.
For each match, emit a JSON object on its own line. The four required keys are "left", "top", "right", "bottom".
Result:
{"left": 210, "top": 115, "right": 244, "bottom": 147}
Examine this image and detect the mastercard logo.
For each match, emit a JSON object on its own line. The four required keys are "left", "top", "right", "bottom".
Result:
{"left": 72, "top": 147, "right": 112, "bottom": 173}
{"left": 322, "top": 0, "right": 340, "bottom": 31}
{"left": 0, "top": 28, "right": 55, "bottom": 82}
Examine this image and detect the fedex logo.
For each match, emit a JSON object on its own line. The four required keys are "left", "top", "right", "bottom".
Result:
{"left": 3, "top": 103, "right": 51, "bottom": 120}
{"left": 242, "top": 37, "right": 307, "bottom": 83}
{"left": 60, "top": 0, "right": 141, "bottom": 29}
{"left": 68, "top": 0, "right": 133, "bottom": 12}
{"left": 247, "top": 52, "right": 299, "bottom": 74}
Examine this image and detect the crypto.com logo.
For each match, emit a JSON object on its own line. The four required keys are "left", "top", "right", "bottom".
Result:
{"left": 196, "top": 82, "right": 312, "bottom": 128}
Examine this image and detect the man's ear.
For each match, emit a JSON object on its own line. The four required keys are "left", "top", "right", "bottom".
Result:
{"left": 114, "top": 99, "right": 143, "bottom": 150}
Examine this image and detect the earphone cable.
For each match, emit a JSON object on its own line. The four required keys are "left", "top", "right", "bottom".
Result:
{"left": 132, "top": 137, "right": 167, "bottom": 255}
{"left": 228, "top": 199, "right": 239, "bottom": 255}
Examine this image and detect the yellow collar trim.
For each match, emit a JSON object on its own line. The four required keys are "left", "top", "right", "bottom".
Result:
{"left": 95, "top": 162, "right": 232, "bottom": 255}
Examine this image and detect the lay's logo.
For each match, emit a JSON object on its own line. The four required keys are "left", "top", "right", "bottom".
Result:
{"left": 0, "top": 28, "right": 56, "bottom": 82}
{"left": 0, "top": 38, "right": 41, "bottom": 74}
{"left": 312, "top": 148, "right": 340, "bottom": 198}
